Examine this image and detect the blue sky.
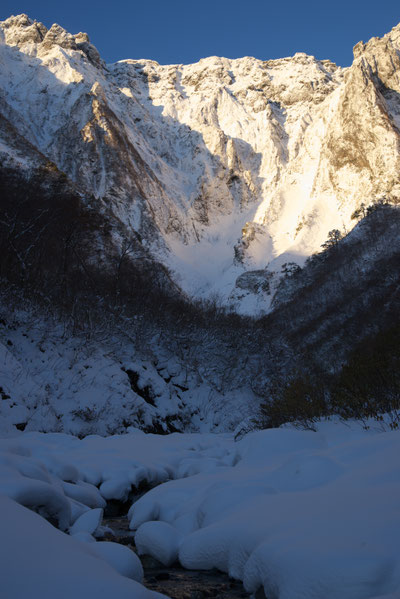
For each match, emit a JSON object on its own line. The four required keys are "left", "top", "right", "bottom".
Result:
{"left": 1, "top": 0, "right": 399, "bottom": 66}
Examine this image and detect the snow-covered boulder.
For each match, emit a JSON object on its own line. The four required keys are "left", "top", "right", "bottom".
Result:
{"left": 87, "top": 541, "right": 144, "bottom": 582}
{"left": 135, "top": 521, "right": 183, "bottom": 566}
{"left": 69, "top": 508, "right": 103, "bottom": 536}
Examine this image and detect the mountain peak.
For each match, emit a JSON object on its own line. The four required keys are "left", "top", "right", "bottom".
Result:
{"left": 0, "top": 13, "right": 102, "bottom": 67}
{"left": 352, "top": 21, "right": 400, "bottom": 59}
{"left": 1, "top": 13, "right": 48, "bottom": 46}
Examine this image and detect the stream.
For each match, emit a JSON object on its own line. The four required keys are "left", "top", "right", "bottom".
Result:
{"left": 102, "top": 516, "right": 252, "bottom": 599}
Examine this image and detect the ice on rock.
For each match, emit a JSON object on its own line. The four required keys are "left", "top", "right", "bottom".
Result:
{"left": 128, "top": 465, "right": 148, "bottom": 487}
{"left": 69, "top": 508, "right": 103, "bottom": 536}
{"left": 88, "top": 541, "right": 144, "bottom": 582}
{"left": 135, "top": 521, "right": 183, "bottom": 566}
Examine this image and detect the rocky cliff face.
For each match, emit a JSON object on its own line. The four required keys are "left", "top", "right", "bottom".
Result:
{"left": 1, "top": 14, "right": 400, "bottom": 313}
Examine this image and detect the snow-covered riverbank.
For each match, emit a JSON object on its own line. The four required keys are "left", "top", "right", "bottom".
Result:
{"left": 0, "top": 421, "right": 399, "bottom": 598}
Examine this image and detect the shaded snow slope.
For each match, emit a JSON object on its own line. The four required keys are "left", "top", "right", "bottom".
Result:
{"left": 0, "top": 422, "right": 398, "bottom": 599}
{"left": 1, "top": 14, "right": 400, "bottom": 312}
{"left": 0, "top": 304, "right": 258, "bottom": 436}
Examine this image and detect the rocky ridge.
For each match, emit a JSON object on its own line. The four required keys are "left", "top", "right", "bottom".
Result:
{"left": 1, "top": 14, "right": 400, "bottom": 312}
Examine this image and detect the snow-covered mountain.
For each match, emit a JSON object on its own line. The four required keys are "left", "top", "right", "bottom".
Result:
{"left": 2, "top": 18, "right": 400, "bottom": 599}
{"left": 1, "top": 14, "right": 400, "bottom": 312}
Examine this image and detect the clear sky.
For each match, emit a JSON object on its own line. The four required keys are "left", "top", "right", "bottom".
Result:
{"left": 0, "top": 0, "right": 399, "bottom": 67}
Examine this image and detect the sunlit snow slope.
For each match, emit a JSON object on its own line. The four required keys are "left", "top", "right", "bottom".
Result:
{"left": 1, "top": 14, "right": 400, "bottom": 312}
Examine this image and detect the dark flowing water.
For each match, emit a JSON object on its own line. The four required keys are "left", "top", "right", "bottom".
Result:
{"left": 103, "top": 516, "right": 252, "bottom": 599}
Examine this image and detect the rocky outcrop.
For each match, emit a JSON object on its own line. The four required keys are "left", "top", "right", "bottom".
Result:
{"left": 312, "top": 24, "right": 400, "bottom": 212}
{"left": 1, "top": 14, "right": 47, "bottom": 45}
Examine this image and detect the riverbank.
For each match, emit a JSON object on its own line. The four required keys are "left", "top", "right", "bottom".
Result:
{"left": 0, "top": 420, "right": 399, "bottom": 598}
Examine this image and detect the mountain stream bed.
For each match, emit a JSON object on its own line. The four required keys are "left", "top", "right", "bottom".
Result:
{"left": 102, "top": 516, "right": 252, "bottom": 599}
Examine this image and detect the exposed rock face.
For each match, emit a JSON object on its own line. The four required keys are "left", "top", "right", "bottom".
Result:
{"left": 1, "top": 14, "right": 47, "bottom": 45}
{"left": 235, "top": 270, "right": 273, "bottom": 294}
{"left": 1, "top": 14, "right": 400, "bottom": 313}
{"left": 313, "top": 26, "right": 400, "bottom": 214}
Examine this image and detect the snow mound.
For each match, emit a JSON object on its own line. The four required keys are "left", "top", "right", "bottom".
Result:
{"left": 87, "top": 541, "right": 144, "bottom": 582}
{"left": 135, "top": 521, "right": 183, "bottom": 566}
{"left": 62, "top": 480, "right": 106, "bottom": 508}
{"left": 0, "top": 421, "right": 399, "bottom": 598}
{"left": 69, "top": 508, "right": 103, "bottom": 536}
{"left": 0, "top": 452, "right": 72, "bottom": 530}
{"left": 128, "top": 423, "right": 400, "bottom": 599}
{"left": 0, "top": 495, "right": 166, "bottom": 599}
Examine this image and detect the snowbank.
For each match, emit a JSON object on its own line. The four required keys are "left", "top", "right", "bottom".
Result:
{"left": 0, "top": 421, "right": 399, "bottom": 599}
{"left": 0, "top": 428, "right": 233, "bottom": 598}
{"left": 128, "top": 424, "right": 400, "bottom": 599}
{"left": 0, "top": 495, "right": 165, "bottom": 599}
{"left": 0, "top": 430, "right": 233, "bottom": 502}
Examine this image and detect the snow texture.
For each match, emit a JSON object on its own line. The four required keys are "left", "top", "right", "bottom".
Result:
{"left": 0, "top": 421, "right": 399, "bottom": 598}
